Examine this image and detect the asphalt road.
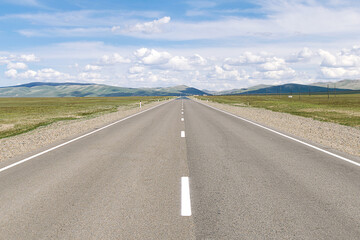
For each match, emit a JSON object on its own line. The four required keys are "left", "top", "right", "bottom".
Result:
{"left": 0, "top": 98, "right": 359, "bottom": 239}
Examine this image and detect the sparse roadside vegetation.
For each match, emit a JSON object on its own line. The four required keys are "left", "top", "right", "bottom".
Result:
{"left": 196, "top": 94, "right": 360, "bottom": 129}
{"left": 0, "top": 96, "right": 169, "bottom": 139}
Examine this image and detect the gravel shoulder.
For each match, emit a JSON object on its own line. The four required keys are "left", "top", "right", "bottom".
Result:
{"left": 0, "top": 100, "right": 170, "bottom": 162}
{"left": 194, "top": 98, "right": 360, "bottom": 157}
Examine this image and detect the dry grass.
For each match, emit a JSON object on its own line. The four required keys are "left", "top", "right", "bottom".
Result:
{"left": 0, "top": 96, "right": 169, "bottom": 139}
{"left": 196, "top": 94, "right": 360, "bottom": 128}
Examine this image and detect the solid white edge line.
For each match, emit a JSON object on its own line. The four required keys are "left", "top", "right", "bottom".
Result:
{"left": 181, "top": 131, "right": 185, "bottom": 138}
{"left": 0, "top": 99, "right": 174, "bottom": 174}
{"left": 196, "top": 100, "right": 360, "bottom": 167}
{"left": 181, "top": 176, "right": 192, "bottom": 216}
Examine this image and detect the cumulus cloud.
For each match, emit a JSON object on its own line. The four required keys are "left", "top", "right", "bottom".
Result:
{"left": 134, "top": 48, "right": 171, "bottom": 65}
{"left": 223, "top": 52, "right": 297, "bottom": 81}
{"left": 165, "top": 56, "right": 192, "bottom": 71}
{"left": 128, "top": 66, "right": 145, "bottom": 74}
{"left": 225, "top": 52, "right": 267, "bottom": 65}
{"left": 100, "top": 53, "right": 131, "bottom": 65}
{"left": 5, "top": 69, "right": 18, "bottom": 78}
{"left": 132, "top": 49, "right": 208, "bottom": 71}
{"left": 113, "top": 16, "right": 171, "bottom": 34}
{"left": 189, "top": 54, "right": 207, "bottom": 66}
{"left": 20, "top": 70, "right": 37, "bottom": 78}
{"left": 78, "top": 72, "right": 105, "bottom": 82}
{"left": 253, "top": 69, "right": 296, "bottom": 80}
{"left": 210, "top": 65, "right": 245, "bottom": 81}
{"left": 19, "top": 54, "right": 39, "bottom": 62}
{"left": 319, "top": 48, "right": 360, "bottom": 67}
{"left": 318, "top": 46, "right": 360, "bottom": 78}
{"left": 320, "top": 66, "right": 360, "bottom": 78}
{"left": 5, "top": 68, "right": 71, "bottom": 81}
{"left": 84, "top": 64, "right": 101, "bottom": 71}
{"left": 287, "top": 47, "right": 314, "bottom": 62}
{"left": 318, "top": 49, "right": 338, "bottom": 67}
{"left": 258, "top": 57, "right": 287, "bottom": 71}
{"left": 36, "top": 68, "right": 69, "bottom": 80}
{"left": 0, "top": 54, "right": 39, "bottom": 66}
{"left": 127, "top": 70, "right": 179, "bottom": 85}
{"left": 7, "top": 62, "right": 28, "bottom": 70}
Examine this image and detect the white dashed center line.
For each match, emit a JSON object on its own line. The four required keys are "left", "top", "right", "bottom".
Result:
{"left": 181, "top": 131, "right": 185, "bottom": 138}
{"left": 181, "top": 118, "right": 184, "bottom": 121}
{"left": 181, "top": 177, "right": 192, "bottom": 216}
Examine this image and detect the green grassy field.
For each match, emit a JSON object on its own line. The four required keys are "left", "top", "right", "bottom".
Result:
{"left": 0, "top": 96, "right": 169, "bottom": 139}
{"left": 196, "top": 94, "right": 360, "bottom": 128}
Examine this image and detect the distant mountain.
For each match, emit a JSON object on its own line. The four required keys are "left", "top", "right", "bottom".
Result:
{"left": 8, "top": 82, "right": 95, "bottom": 88}
{"left": 236, "top": 83, "right": 354, "bottom": 95}
{"left": 0, "top": 82, "right": 208, "bottom": 97}
{"left": 213, "top": 84, "right": 271, "bottom": 95}
{"left": 310, "top": 79, "right": 360, "bottom": 90}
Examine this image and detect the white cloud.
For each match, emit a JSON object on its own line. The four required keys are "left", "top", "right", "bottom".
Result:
{"left": 100, "top": 53, "right": 131, "bottom": 64}
{"left": 320, "top": 67, "right": 360, "bottom": 78}
{"left": 20, "top": 70, "right": 37, "bottom": 78}
{"left": 165, "top": 56, "right": 192, "bottom": 71}
{"left": 319, "top": 48, "right": 360, "bottom": 67}
{"left": 287, "top": 47, "right": 314, "bottom": 62}
{"left": 19, "top": 54, "right": 39, "bottom": 62}
{"left": 254, "top": 56, "right": 297, "bottom": 79}
{"left": 0, "top": 56, "right": 9, "bottom": 65}
{"left": 253, "top": 69, "right": 296, "bottom": 80}
{"left": 5, "top": 67, "right": 71, "bottom": 81}
{"left": 5, "top": 69, "right": 18, "bottom": 78}
{"left": 258, "top": 57, "right": 287, "bottom": 71}
{"left": 134, "top": 48, "right": 171, "bottom": 65}
{"left": 7, "top": 62, "right": 28, "bottom": 70}
{"left": 78, "top": 72, "right": 105, "bottom": 82}
{"left": 318, "top": 49, "right": 338, "bottom": 67}
{"left": 210, "top": 65, "right": 245, "bottom": 81}
{"left": 36, "top": 68, "right": 69, "bottom": 80}
{"left": 189, "top": 54, "right": 207, "bottom": 66}
{"left": 225, "top": 52, "right": 267, "bottom": 65}
{"left": 0, "top": 54, "right": 38, "bottom": 67}
{"left": 113, "top": 16, "right": 171, "bottom": 34}
{"left": 84, "top": 64, "right": 102, "bottom": 71}
{"left": 318, "top": 46, "right": 360, "bottom": 78}
{"left": 127, "top": 70, "right": 179, "bottom": 85}
{"left": 128, "top": 66, "right": 145, "bottom": 74}
{"left": 223, "top": 52, "right": 297, "bottom": 80}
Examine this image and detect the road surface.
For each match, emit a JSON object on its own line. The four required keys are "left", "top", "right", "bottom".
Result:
{"left": 0, "top": 98, "right": 359, "bottom": 239}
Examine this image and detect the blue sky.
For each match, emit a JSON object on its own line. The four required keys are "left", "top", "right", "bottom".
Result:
{"left": 1, "top": 0, "right": 360, "bottom": 90}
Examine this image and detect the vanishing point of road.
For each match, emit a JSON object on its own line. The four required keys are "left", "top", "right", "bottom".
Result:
{"left": 0, "top": 98, "right": 359, "bottom": 239}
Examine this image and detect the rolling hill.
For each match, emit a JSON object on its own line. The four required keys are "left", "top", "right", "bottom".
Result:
{"left": 0, "top": 82, "right": 208, "bottom": 97}
{"left": 234, "top": 83, "right": 354, "bottom": 95}
{"left": 310, "top": 79, "right": 360, "bottom": 90}
{"left": 207, "top": 84, "right": 271, "bottom": 95}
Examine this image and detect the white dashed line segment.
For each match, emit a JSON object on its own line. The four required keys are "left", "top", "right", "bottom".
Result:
{"left": 181, "top": 177, "right": 192, "bottom": 216}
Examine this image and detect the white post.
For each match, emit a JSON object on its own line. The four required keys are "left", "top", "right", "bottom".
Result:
{"left": 140, "top": 101, "right": 142, "bottom": 109}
